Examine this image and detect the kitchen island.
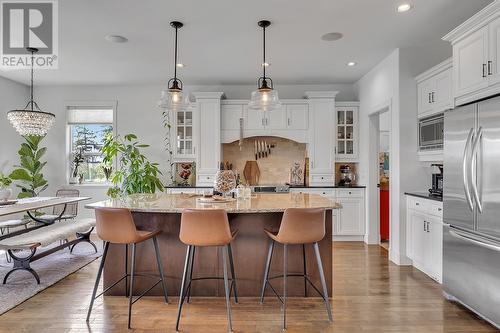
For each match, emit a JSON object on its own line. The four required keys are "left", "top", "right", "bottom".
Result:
{"left": 86, "top": 193, "right": 340, "bottom": 297}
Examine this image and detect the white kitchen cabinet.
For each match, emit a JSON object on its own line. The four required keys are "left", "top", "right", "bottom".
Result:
{"left": 193, "top": 92, "right": 223, "bottom": 186}
{"left": 290, "top": 187, "right": 365, "bottom": 241}
{"left": 306, "top": 92, "right": 337, "bottom": 184}
{"left": 452, "top": 26, "right": 489, "bottom": 99}
{"left": 286, "top": 104, "right": 309, "bottom": 130}
{"left": 173, "top": 103, "right": 197, "bottom": 159}
{"left": 406, "top": 195, "right": 443, "bottom": 283}
{"left": 221, "top": 104, "right": 243, "bottom": 131}
{"left": 416, "top": 59, "right": 453, "bottom": 118}
{"left": 335, "top": 102, "right": 359, "bottom": 161}
{"left": 443, "top": 2, "right": 500, "bottom": 106}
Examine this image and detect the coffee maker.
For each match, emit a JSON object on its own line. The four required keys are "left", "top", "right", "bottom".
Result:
{"left": 338, "top": 165, "right": 356, "bottom": 187}
{"left": 429, "top": 164, "right": 443, "bottom": 197}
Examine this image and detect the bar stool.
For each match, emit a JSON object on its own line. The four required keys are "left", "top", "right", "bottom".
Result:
{"left": 176, "top": 209, "right": 238, "bottom": 332}
{"left": 260, "top": 208, "right": 333, "bottom": 330}
{"left": 86, "top": 207, "right": 169, "bottom": 329}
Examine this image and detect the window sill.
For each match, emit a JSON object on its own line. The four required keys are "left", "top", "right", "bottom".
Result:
{"left": 66, "top": 183, "right": 111, "bottom": 189}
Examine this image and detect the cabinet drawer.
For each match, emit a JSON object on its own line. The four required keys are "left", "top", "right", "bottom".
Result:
{"left": 407, "top": 196, "right": 428, "bottom": 212}
{"left": 427, "top": 202, "right": 443, "bottom": 218}
{"left": 311, "top": 174, "right": 334, "bottom": 183}
{"left": 197, "top": 174, "right": 214, "bottom": 183}
{"left": 290, "top": 188, "right": 334, "bottom": 197}
{"left": 336, "top": 188, "right": 364, "bottom": 198}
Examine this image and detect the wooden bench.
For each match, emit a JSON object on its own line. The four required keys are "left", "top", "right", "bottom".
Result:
{"left": 0, "top": 218, "right": 97, "bottom": 284}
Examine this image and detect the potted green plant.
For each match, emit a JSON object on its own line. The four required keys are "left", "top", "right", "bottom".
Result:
{"left": 0, "top": 172, "right": 12, "bottom": 201}
{"left": 9, "top": 135, "right": 49, "bottom": 198}
{"left": 101, "top": 133, "right": 164, "bottom": 198}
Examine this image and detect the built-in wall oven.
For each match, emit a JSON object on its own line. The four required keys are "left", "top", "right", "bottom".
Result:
{"left": 419, "top": 114, "right": 444, "bottom": 151}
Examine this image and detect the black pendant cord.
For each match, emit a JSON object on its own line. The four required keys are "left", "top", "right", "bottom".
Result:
{"left": 173, "top": 25, "right": 178, "bottom": 81}
{"left": 262, "top": 24, "right": 266, "bottom": 80}
{"left": 30, "top": 49, "right": 34, "bottom": 111}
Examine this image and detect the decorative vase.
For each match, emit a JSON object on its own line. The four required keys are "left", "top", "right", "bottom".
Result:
{"left": 0, "top": 188, "right": 12, "bottom": 201}
{"left": 214, "top": 170, "right": 236, "bottom": 197}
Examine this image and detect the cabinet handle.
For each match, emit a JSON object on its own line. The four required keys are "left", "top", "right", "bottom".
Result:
{"left": 428, "top": 93, "right": 431, "bottom": 103}
{"left": 427, "top": 221, "right": 430, "bottom": 233}
{"left": 288, "top": 118, "right": 291, "bottom": 126}
{"left": 431, "top": 92, "right": 435, "bottom": 103}
{"left": 488, "top": 61, "right": 493, "bottom": 76}
{"left": 424, "top": 221, "right": 427, "bottom": 232}
{"left": 262, "top": 118, "right": 264, "bottom": 126}
{"left": 483, "top": 64, "right": 487, "bottom": 78}
{"left": 438, "top": 207, "right": 442, "bottom": 211}
{"left": 415, "top": 202, "right": 420, "bottom": 206}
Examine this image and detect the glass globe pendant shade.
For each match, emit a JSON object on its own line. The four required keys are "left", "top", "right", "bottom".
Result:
{"left": 248, "top": 88, "right": 282, "bottom": 112}
{"left": 7, "top": 107, "right": 55, "bottom": 136}
{"left": 158, "top": 89, "right": 187, "bottom": 112}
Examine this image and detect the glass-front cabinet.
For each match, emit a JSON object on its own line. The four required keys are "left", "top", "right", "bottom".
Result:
{"left": 174, "top": 103, "right": 196, "bottom": 159}
{"left": 335, "top": 103, "right": 359, "bottom": 161}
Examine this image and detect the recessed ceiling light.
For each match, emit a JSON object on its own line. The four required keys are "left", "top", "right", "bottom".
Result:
{"left": 347, "top": 62, "right": 357, "bottom": 67}
{"left": 176, "top": 63, "right": 185, "bottom": 68}
{"left": 262, "top": 62, "right": 270, "bottom": 67}
{"left": 321, "top": 32, "right": 343, "bottom": 42}
{"left": 397, "top": 3, "right": 413, "bottom": 13}
{"left": 105, "top": 35, "right": 128, "bottom": 43}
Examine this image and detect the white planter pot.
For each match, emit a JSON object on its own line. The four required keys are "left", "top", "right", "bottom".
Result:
{"left": 0, "top": 188, "right": 12, "bottom": 201}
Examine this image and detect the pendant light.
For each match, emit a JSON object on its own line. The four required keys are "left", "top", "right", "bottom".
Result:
{"left": 7, "top": 47, "right": 55, "bottom": 137}
{"left": 158, "top": 21, "right": 187, "bottom": 111}
{"left": 248, "top": 20, "right": 281, "bottom": 112}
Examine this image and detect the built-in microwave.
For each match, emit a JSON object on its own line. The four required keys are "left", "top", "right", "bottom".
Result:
{"left": 419, "top": 114, "right": 444, "bottom": 151}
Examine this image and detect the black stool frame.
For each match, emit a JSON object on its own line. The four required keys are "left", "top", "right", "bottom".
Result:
{"left": 86, "top": 237, "right": 169, "bottom": 329}
{"left": 176, "top": 243, "right": 238, "bottom": 332}
{"left": 260, "top": 240, "right": 333, "bottom": 330}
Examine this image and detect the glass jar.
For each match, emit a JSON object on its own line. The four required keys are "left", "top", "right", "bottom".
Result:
{"left": 214, "top": 170, "right": 236, "bottom": 197}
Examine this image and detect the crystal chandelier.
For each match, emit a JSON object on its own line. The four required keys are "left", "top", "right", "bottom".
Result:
{"left": 158, "top": 21, "right": 188, "bottom": 112}
{"left": 248, "top": 20, "right": 281, "bottom": 112}
{"left": 7, "top": 47, "right": 55, "bottom": 137}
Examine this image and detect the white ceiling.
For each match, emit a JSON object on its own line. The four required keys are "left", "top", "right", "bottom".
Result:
{"left": 0, "top": 0, "right": 493, "bottom": 86}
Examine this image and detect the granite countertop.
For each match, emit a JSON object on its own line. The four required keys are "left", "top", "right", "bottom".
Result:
{"left": 405, "top": 192, "right": 443, "bottom": 202}
{"left": 86, "top": 193, "right": 341, "bottom": 214}
{"left": 165, "top": 185, "right": 366, "bottom": 189}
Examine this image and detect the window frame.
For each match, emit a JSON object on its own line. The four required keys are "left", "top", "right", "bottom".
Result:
{"left": 65, "top": 100, "right": 117, "bottom": 186}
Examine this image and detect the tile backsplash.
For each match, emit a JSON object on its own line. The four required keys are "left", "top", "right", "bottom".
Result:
{"left": 222, "top": 137, "right": 307, "bottom": 185}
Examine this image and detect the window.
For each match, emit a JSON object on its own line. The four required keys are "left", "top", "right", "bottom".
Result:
{"left": 67, "top": 106, "right": 114, "bottom": 184}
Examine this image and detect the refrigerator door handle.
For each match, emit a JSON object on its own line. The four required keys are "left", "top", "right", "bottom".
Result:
{"left": 471, "top": 127, "right": 483, "bottom": 213}
{"left": 450, "top": 228, "right": 500, "bottom": 253}
{"left": 463, "top": 128, "right": 475, "bottom": 211}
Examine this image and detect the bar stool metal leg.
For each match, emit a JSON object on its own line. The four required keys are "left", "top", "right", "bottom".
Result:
{"left": 153, "top": 236, "right": 169, "bottom": 304}
{"left": 222, "top": 245, "right": 233, "bottom": 332}
{"left": 128, "top": 243, "right": 136, "bottom": 329}
{"left": 313, "top": 242, "right": 333, "bottom": 322}
{"left": 283, "top": 243, "right": 288, "bottom": 331}
{"left": 187, "top": 246, "right": 195, "bottom": 303}
{"left": 86, "top": 241, "right": 110, "bottom": 322}
{"left": 302, "top": 244, "right": 307, "bottom": 297}
{"left": 227, "top": 243, "right": 238, "bottom": 303}
{"left": 124, "top": 244, "right": 128, "bottom": 297}
{"left": 176, "top": 245, "right": 192, "bottom": 331}
{"left": 260, "top": 240, "right": 274, "bottom": 304}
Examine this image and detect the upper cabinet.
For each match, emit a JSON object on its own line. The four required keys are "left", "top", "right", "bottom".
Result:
{"left": 416, "top": 59, "right": 453, "bottom": 118}
{"left": 335, "top": 102, "right": 359, "bottom": 161}
{"left": 220, "top": 100, "right": 309, "bottom": 143}
{"left": 443, "top": 1, "right": 500, "bottom": 106}
{"left": 173, "top": 103, "right": 197, "bottom": 159}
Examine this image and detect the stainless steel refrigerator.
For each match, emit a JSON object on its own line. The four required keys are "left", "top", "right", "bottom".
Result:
{"left": 444, "top": 95, "right": 500, "bottom": 328}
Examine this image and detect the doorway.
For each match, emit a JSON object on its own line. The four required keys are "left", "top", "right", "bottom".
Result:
{"left": 378, "top": 112, "right": 390, "bottom": 251}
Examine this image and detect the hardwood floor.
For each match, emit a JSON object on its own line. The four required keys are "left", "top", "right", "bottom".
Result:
{"left": 0, "top": 242, "right": 496, "bottom": 332}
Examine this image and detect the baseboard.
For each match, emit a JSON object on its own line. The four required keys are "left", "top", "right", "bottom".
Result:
{"left": 333, "top": 235, "right": 364, "bottom": 241}
{"left": 389, "top": 250, "right": 412, "bottom": 266}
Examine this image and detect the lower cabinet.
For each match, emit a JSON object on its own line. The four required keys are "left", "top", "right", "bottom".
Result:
{"left": 406, "top": 195, "right": 443, "bottom": 283}
{"left": 290, "top": 187, "right": 366, "bottom": 240}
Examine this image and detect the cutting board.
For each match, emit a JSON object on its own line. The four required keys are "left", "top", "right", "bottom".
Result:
{"left": 243, "top": 160, "right": 260, "bottom": 186}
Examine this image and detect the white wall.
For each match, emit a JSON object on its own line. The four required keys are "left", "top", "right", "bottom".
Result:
{"left": 0, "top": 76, "right": 28, "bottom": 176}
{"left": 354, "top": 50, "right": 402, "bottom": 264}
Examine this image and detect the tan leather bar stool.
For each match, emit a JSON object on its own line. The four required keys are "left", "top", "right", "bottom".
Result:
{"left": 87, "top": 207, "right": 168, "bottom": 329}
{"left": 176, "top": 209, "right": 238, "bottom": 332}
{"left": 260, "top": 208, "right": 333, "bottom": 330}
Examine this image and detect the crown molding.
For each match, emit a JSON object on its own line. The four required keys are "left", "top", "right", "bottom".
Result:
{"left": 415, "top": 58, "right": 452, "bottom": 83}
{"left": 304, "top": 91, "right": 339, "bottom": 99}
{"left": 443, "top": 1, "right": 500, "bottom": 43}
{"left": 192, "top": 92, "right": 224, "bottom": 99}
